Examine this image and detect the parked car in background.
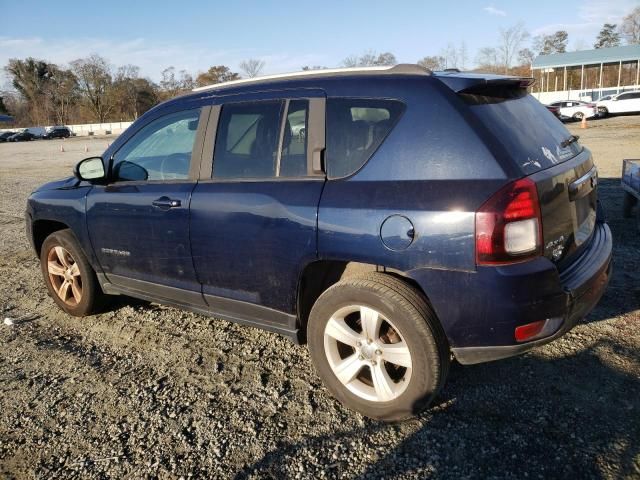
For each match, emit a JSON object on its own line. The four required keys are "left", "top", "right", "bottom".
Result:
{"left": 26, "top": 65, "right": 612, "bottom": 421}
{"left": 43, "top": 126, "right": 72, "bottom": 139}
{"left": 598, "top": 95, "right": 612, "bottom": 102}
{"left": 0, "top": 131, "right": 16, "bottom": 142}
{"left": 597, "top": 91, "right": 640, "bottom": 116}
{"left": 547, "top": 100, "right": 597, "bottom": 121}
{"left": 544, "top": 104, "right": 563, "bottom": 119}
{"left": 7, "top": 130, "right": 36, "bottom": 142}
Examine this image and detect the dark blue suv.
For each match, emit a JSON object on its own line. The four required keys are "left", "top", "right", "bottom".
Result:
{"left": 26, "top": 65, "right": 612, "bottom": 420}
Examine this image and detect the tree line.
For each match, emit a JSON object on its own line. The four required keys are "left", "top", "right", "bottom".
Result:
{"left": 0, "top": 55, "right": 270, "bottom": 127}
{"left": 2, "top": 6, "right": 638, "bottom": 127}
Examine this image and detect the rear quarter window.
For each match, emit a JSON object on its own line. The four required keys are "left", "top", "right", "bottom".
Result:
{"left": 326, "top": 98, "right": 404, "bottom": 179}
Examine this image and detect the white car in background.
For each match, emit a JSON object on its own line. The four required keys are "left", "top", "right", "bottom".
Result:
{"left": 547, "top": 100, "right": 597, "bottom": 121}
{"left": 597, "top": 91, "right": 640, "bottom": 116}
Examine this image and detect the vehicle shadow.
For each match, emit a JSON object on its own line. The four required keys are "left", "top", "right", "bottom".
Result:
{"left": 234, "top": 337, "right": 639, "bottom": 479}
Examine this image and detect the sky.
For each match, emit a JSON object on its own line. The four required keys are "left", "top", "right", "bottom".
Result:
{"left": 0, "top": 0, "right": 638, "bottom": 83}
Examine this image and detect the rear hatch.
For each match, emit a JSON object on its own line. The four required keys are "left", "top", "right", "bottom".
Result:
{"left": 436, "top": 72, "right": 598, "bottom": 267}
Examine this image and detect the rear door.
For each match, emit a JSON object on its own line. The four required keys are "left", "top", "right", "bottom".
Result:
{"left": 87, "top": 106, "right": 209, "bottom": 305}
{"left": 189, "top": 89, "right": 326, "bottom": 318}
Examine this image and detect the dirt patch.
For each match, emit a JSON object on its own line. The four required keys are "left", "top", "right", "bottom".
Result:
{"left": 0, "top": 123, "right": 639, "bottom": 479}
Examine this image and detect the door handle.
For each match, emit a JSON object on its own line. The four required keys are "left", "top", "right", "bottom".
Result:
{"left": 152, "top": 196, "right": 181, "bottom": 209}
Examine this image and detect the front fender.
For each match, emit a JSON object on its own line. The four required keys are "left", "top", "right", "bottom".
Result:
{"left": 27, "top": 185, "right": 99, "bottom": 271}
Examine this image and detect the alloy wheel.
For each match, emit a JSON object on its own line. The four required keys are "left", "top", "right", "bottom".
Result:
{"left": 47, "top": 245, "right": 82, "bottom": 306}
{"left": 323, "top": 305, "right": 412, "bottom": 402}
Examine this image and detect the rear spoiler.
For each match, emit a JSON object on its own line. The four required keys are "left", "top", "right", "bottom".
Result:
{"left": 433, "top": 72, "right": 535, "bottom": 95}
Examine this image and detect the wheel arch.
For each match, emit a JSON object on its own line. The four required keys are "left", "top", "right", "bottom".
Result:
{"left": 31, "top": 219, "right": 71, "bottom": 256}
{"left": 296, "top": 259, "right": 441, "bottom": 344}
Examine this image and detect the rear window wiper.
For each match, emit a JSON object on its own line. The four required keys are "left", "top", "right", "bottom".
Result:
{"left": 560, "top": 135, "right": 580, "bottom": 148}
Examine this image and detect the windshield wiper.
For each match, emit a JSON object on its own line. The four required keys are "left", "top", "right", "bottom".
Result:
{"left": 561, "top": 135, "right": 580, "bottom": 148}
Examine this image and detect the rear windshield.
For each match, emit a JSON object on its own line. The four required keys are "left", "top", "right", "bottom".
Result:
{"left": 464, "top": 92, "right": 582, "bottom": 174}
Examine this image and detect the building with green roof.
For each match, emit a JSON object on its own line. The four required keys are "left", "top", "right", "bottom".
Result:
{"left": 531, "top": 45, "right": 640, "bottom": 103}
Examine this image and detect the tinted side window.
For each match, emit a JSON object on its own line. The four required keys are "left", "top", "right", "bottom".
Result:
{"left": 213, "top": 101, "right": 284, "bottom": 178}
{"left": 326, "top": 98, "right": 404, "bottom": 178}
{"left": 113, "top": 108, "right": 201, "bottom": 181}
{"left": 280, "top": 100, "right": 308, "bottom": 177}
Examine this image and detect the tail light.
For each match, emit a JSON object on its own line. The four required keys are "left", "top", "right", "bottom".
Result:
{"left": 475, "top": 178, "right": 542, "bottom": 265}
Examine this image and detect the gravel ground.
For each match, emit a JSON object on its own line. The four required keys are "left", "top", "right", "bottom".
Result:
{"left": 0, "top": 118, "right": 639, "bottom": 479}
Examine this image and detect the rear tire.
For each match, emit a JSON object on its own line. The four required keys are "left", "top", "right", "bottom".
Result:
{"left": 307, "top": 273, "right": 449, "bottom": 421}
{"left": 40, "top": 229, "right": 104, "bottom": 316}
{"left": 573, "top": 112, "right": 584, "bottom": 121}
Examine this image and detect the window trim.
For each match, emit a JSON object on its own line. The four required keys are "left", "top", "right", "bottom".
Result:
{"left": 107, "top": 106, "right": 208, "bottom": 185}
{"left": 275, "top": 99, "right": 290, "bottom": 177}
{"left": 200, "top": 95, "right": 326, "bottom": 182}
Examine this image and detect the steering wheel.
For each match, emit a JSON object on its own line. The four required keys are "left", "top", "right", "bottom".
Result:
{"left": 159, "top": 152, "right": 190, "bottom": 180}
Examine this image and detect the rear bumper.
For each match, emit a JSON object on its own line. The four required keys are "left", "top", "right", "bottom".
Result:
{"left": 451, "top": 222, "right": 612, "bottom": 364}
{"left": 408, "top": 221, "right": 612, "bottom": 364}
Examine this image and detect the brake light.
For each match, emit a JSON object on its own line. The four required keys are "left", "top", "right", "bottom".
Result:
{"left": 475, "top": 178, "right": 542, "bottom": 265}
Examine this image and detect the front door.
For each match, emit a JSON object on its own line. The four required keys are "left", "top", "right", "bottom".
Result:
{"left": 190, "top": 91, "right": 326, "bottom": 322}
{"left": 87, "top": 106, "right": 208, "bottom": 306}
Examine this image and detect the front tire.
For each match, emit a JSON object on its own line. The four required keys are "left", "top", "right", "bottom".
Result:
{"left": 307, "top": 273, "right": 449, "bottom": 421}
{"left": 40, "top": 229, "right": 103, "bottom": 316}
{"left": 573, "top": 112, "right": 584, "bottom": 121}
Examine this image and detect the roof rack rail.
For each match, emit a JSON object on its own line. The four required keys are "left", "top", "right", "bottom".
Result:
{"left": 192, "top": 63, "right": 431, "bottom": 92}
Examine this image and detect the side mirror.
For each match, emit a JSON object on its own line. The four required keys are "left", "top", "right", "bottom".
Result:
{"left": 612, "top": 97, "right": 618, "bottom": 101}
{"left": 74, "top": 157, "right": 105, "bottom": 181}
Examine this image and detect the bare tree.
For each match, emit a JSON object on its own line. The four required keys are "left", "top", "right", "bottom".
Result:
{"left": 341, "top": 55, "right": 359, "bottom": 68}
{"left": 459, "top": 42, "right": 468, "bottom": 70}
{"left": 475, "top": 47, "right": 500, "bottom": 72}
{"left": 620, "top": 6, "right": 640, "bottom": 44}
{"left": 441, "top": 43, "right": 459, "bottom": 69}
{"left": 239, "top": 58, "right": 265, "bottom": 78}
{"left": 417, "top": 56, "right": 446, "bottom": 71}
{"left": 498, "top": 22, "right": 530, "bottom": 73}
{"left": 113, "top": 65, "right": 157, "bottom": 120}
{"left": 374, "top": 52, "right": 397, "bottom": 66}
{"left": 341, "top": 51, "right": 397, "bottom": 68}
{"left": 358, "top": 51, "right": 378, "bottom": 66}
{"left": 71, "top": 54, "right": 115, "bottom": 123}
{"left": 159, "top": 66, "right": 194, "bottom": 99}
{"left": 46, "top": 66, "right": 78, "bottom": 125}
{"left": 517, "top": 48, "right": 536, "bottom": 67}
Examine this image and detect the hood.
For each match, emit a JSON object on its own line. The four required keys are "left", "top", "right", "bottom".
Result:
{"left": 34, "top": 176, "right": 79, "bottom": 192}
